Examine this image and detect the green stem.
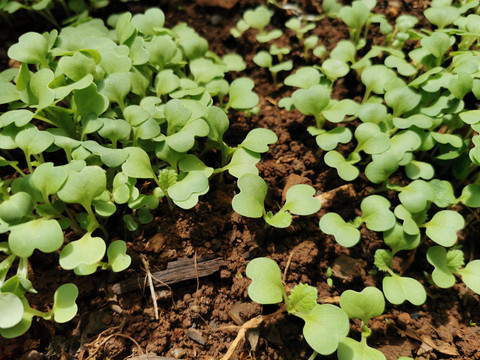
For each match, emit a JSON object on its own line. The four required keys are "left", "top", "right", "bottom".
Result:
{"left": 25, "top": 153, "right": 34, "bottom": 174}
{"left": 307, "top": 351, "right": 318, "bottom": 360}
{"left": 83, "top": 202, "right": 99, "bottom": 231}
{"left": 314, "top": 114, "right": 326, "bottom": 129}
{"left": 10, "top": 163, "right": 26, "bottom": 177}
{"left": 153, "top": 175, "right": 174, "bottom": 210}
{"left": 33, "top": 114, "right": 56, "bottom": 127}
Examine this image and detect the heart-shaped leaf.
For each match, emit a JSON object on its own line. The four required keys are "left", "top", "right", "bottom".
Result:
{"left": 319, "top": 212, "right": 361, "bottom": 247}
{"left": 324, "top": 150, "right": 359, "bottom": 181}
{"left": 166, "top": 118, "right": 209, "bottom": 153}
{"left": 227, "top": 77, "right": 259, "bottom": 110}
{"left": 458, "top": 260, "right": 480, "bottom": 294}
{"left": 240, "top": 128, "right": 278, "bottom": 153}
{"left": 292, "top": 84, "right": 330, "bottom": 118}
{"left": 382, "top": 274, "right": 426, "bottom": 305}
{"left": 51, "top": 283, "right": 78, "bottom": 323}
{"left": 283, "top": 184, "right": 321, "bottom": 216}
{"left": 9, "top": 218, "right": 63, "bottom": 257}
{"left": 224, "top": 148, "right": 260, "bottom": 178}
{"left": 59, "top": 232, "right": 106, "bottom": 270}
{"left": 15, "top": 126, "right": 55, "bottom": 156}
{"left": 354, "top": 123, "right": 390, "bottom": 155}
{"left": 284, "top": 67, "right": 322, "bottom": 89}
{"left": 57, "top": 166, "right": 106, "bottom": 208}
{"left": 246, "top": 257, "right": 285, "bottom": 304}
{"left": 296, "top": 304, "right": 350, "bottom": 355}
{"left": 264, "top": 210, "right": 292, "bottom": 228}
{"left": 122, "top": 147, "right": 156, "bottom": 179}
{"left": 424, "top": 210, "right": 464, "bottom": 247}
{"left": 31, "top": 162, "right": 68, "bottom": 199}
{"left": 360, "top": 195, "right": 395, "bottom": 232}
{"left": 398, "top": 180, "right": 435, "bottom": 213}
{"left": 316, "top": 127, "right": 352, "bottom": 151}
{"left": 384, "top": 222, "right": 420, "bottom": 253}
{"left": 338, "top": 337, "right": 387, "bottom": 360}
{"left": 8, "top": 32, "right": 49, "bottom": 67}
{"left": 232, "top": 173, "right": 266, "bottom": 218}
{"left": 393, "top": 206, "right": 420, "bottom": 236}
{"left": 107, "top": 240, "right": 131, "bottom": 272}
{"left": 0, "top": 110, "right": 34, "bottom": 127}
{"left": 132, "top": 7, "right": 165, "bottom": 35}
{"left": 340, "top": 287, "right": 385, "bottom": 323}
{"left": 427, "top": 246, "right": 462, "bottom": 289}
{"left": 168, "top": 171, "right": 209, "bottom": 209}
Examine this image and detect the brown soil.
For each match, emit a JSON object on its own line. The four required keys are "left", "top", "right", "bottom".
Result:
{"left": 2, "top": 1, "right": 480, "bottom": 360}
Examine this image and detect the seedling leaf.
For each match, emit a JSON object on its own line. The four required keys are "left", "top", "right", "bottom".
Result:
{"left": 340, "top": 287, "right": 385, "bottom": 324}
{"left": 360, "top": 195, "right": 395, "bottom": 232}
{"left": 59, "top": 232, "right": 106, "bottom": 271}
{"left": 296, "top": 304, "right": 350, "bottom": 355}
{"left": 227, "top": 78, "right": 259, "bottom": 110}
{"left": 52, "top": 284, "right": 78, "bottom": 323}
{"left": 319, "top": 212, "right": 361, "bottom": 247}
{"left": 283, "top": 184, "right": 321, "bottom": 216}
{"left": 240, "top": 128, "right": 278, "bottom": 153}
{"left": 9, "top": 219, "right": 63, "bottom": 258}
{"left": 424, "top": 210, "right": 464, "bottom": 247}
{"left": 458, "top": 260, "right": 480, "bottom": 294}
{"left": 288, "top": 283, "right": 317, "bottom": 314}
{"left": 122, "top": 147, "right": 155, "bottom": 179}
{"left": 246, "top": 257, "right": 285, "bottom": 304}
{"left": 338, "top": 337, "right": 387, "bottom": 360}
{"left": 382, "top": 274, "right": 426, "bottom": 305}
{"left": 292, "top": 84, "right": 330, "bottom": 118}
{"left": 427, "top": 246, "right": 458, "bottom": 288}
{"left": 107, "top": 240, "right": 131, "bottom": 272}
{"left": 8, "top": 32, "right": 49, "bottom": 67}
{"left": 0, "top": 293, "right": 24, "bottom": 329}
{"left": 384, "top": 222, "right": 420, "bottom": 252}
{"left": 232, "top": 174, "right": 267, "bottom": 218}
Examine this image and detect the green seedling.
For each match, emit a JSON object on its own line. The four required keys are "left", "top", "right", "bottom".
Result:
{"left": 0, "top": 5, "right": 279, "bottom": 339}
{"left": 246, "top": 257, "right": 350, "bottom": 356}
{"left": 338, "top": 287, "right": 386, "bottom": 360}
{"left": 285, "top": 17, "right": 316, "bottom": 41}
{"left": 374, "top": 249, "right": 427, "bottom": 306}
{"left": 253, "top": 51, "right": 293, "bottom": 86}
{"left": 230, "top": 5, "right": 282, "bottom": 42}
{"left": 320, "top": 195, "right": 395, "bottom": 247}
{"left": 232, "top": 174, "right": 320, "bottom": 228}
{"left": 427, "top": 246, "right": 480, "bottom": 294}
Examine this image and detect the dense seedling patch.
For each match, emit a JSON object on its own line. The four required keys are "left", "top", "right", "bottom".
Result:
{"left": 235, "top": 0, "right": 480, "bottom": 358}
{"left": 0, "top": 5, "right": 323, "bottom": 337}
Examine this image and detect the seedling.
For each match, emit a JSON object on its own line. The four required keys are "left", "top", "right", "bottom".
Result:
{"left": 246, "top": 257, "right": 350, "bottom": 355}
{"left": 338, "top": 287, "right": 387, "bottom": 360}
{"left": 0, "top": 5, "right": 277, "bottom": 338}
{"left": 320, "top": 195, "right": 395, "bottom": 248}
{"left": 253, "top": 51, "right": 293, "bottom": 86}
{"left": 230, "top": 5, "right": 282, "bottom": 43}
{"left": 232, "top": 174, "right": 321, "bottom": 228}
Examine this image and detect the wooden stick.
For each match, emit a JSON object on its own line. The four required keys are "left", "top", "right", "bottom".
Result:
{"left": 111, "top": 256, "right": 226, "bottom": 295}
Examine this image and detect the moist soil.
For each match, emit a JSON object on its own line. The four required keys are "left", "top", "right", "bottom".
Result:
{"left": 2, "top": 1, "right": 480, "bottom": 359}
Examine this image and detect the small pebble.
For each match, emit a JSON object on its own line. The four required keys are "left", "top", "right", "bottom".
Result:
{"left": 397, "top": 312, "right": 411, "bottom": 328}
{"left": 173, "top": 348, "right": 186, "bottom": 358}
{"left": 186, "top": 327, "right": 207, "bottom": 345}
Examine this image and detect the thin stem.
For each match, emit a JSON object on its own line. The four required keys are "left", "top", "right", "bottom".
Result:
{"left": 10, "top": 163, "right": 26, "bottom": 177}
{"left": 307, "top": 351, "right": 318, "bottom": 360}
